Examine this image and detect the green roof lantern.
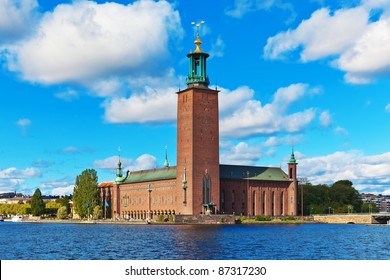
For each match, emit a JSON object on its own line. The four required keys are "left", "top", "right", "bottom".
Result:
{"left": 289, "top": 148, "right": 297, "bottom": 164}
{"left": 186, "top": 20, "right": 209, "bottom": 87}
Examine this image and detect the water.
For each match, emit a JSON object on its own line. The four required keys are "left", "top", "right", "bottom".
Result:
{"left": 0, "top": 222, "right": 389, "bottom": 260}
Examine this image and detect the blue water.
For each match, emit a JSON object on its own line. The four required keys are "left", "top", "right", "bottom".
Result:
{"left": 0, "top": 222, "right": 389, "bottom": 260}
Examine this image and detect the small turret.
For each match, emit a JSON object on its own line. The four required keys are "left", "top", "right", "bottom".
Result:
{"left": 164, "top": 146, "right": 169, "bottom": 168}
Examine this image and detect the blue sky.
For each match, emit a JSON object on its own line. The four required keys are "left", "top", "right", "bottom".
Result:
{"left": 1, "top": 0, "right": 390, "bottom": 196}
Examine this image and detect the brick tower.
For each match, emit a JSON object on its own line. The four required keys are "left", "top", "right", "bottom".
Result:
{"left": 287, "top": 149, "right": 298, "bottom": 216}
{"left": 176, "top": 32, "right": 220, "bottom": 215}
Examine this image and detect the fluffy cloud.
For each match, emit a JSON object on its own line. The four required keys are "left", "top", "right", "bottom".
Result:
{"left": 103, "top": 86, "right": 177, "bottom": 123}
{"left": 38, "top": 179, "right": 74, "bottom": 196}
{"left": 319, "top": 111, "right": 332, "bottom": 127}
{"left": 219, "top": 83, "right": 317, "bottom": 138}
{"left": 3, "top": 0, "right": 182, "bottom": 86}
{"left": 104, "top": 83, "right": 320, "bottom": 138}
{"left": 0, "top": 178, "right": 26, "bottom": 193}
{"left": 0, "top": 0, "right": 38, "bottom": 43}
{"left": 264, "top": 2, "right": 390, "bottom": 83}
{"left": 220, "top": 142, "right": 262, "bottom": 165}
{"left": 94, "top": 154, "right": 157, "bottom": 172}
{"left": 297, "top": 150, "right": 390, "bottom": 194}
{"left": 264, "top": 7, "right": 368, "bottom": 61}
{"left": 0, "top": 167, "right": 41, "bottom": 179}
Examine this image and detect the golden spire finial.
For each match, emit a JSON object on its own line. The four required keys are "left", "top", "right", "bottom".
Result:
{"left": 191, "top": 20, "right": 205, "bottom": 53}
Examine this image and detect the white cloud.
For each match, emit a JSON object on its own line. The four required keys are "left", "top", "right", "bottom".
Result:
{"left": 55, "top": 89, "right": 79, "bottom": 102}
{"left": 386, "top": 103, "right": 390, "bottom": 112}
{"left": 210, "top": 36, "right": 225, "bottom": 58}
{"left": 93, "top": 156, "right": 132, "bottom": 169}
{"left": 264, "top": 7, "right": 368, "bottom": 61}
{"left": 38, "top": 179, "right": 74, "bottom": 196}
{"left": 0, "top": 178, "right": 26, "bottom": 193}
{"left": 103, "top": 86, "right": 177, "bottom": 123}
{"left": 94, "top": 154, "right": 157, "bottom": 172}
{"left": 4, "top": 0, "right": 182, "bottom": 86}
{"left": 50, "top": 185, "right": 74, "bottom": 196}
{"left": 219, "top": 83, "right": 317, "bottom": 138}
{"left": 264, "top": 3, "right": 390, "bottom": 83}
{"left": 125, "top": 154, "right": 157, "bottom": 171}
{"left": 297, "top": 150, "right": 390, "bottom": 194}
{"left": 225, "top": 0, "right": 296, "bottom": 24}
{"left": 220, "top": 141, "right": 262, "bottom": 165}
{"left": 319, "top": 110, "right": 332, "bottom": 127}
{"left": 0, "top": 0, "right": 38, "bottom": 43}
{"left": 0, "top": 167, "right": 41, "bottom": 179}
{"left": 104, "top": 82, "right": 320, "bottom": 138}
{"left": 335, "top": 126, "right": 349, "bottom": 135}
{"left": 17, "top": 118, "right": 31, "bottom": 127}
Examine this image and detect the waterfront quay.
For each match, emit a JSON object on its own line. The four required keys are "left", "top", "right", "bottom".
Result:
{"left": 312, "top": 213, "right": 390, "bottom": 224}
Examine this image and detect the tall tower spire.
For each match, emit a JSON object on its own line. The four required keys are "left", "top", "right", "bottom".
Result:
{"left": 116, "top": 146, "right": 123, "bottom": 178}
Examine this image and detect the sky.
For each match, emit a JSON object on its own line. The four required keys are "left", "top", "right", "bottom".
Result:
{"left": 1, "top": 0, "right": 390, "bottom": 196}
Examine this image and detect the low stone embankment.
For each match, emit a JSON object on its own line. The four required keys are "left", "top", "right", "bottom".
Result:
{"left": 312, "top": 214, "right": 373, "bottom": 224}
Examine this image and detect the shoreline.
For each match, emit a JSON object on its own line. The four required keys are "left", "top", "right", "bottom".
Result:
{"left": 2, "top": 217, "right": 320, "bottom": 226}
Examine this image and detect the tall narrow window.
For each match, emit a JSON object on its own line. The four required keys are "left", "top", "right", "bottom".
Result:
{"left": 242, "top": 190, "right": 246, "bottom": 215}
{"left": 271, "top": 191, "right": 275, "bottom": 216}
{"left": 252, "top": 191, "right": 256, "bottom": 216}
{"left": 232, "top": 190, "right": 235, "bottom": 213}
{"left": 221, "top": 190, "right": 225, "bottom": 213}
{"left": 280, "top": 192, "right": 284, "bottom": 215}
{"left": 202, "top": 171, "right": 211, "bottom": 205}
{"left": 262, "top": 191, "right": 265, "bottom": 215}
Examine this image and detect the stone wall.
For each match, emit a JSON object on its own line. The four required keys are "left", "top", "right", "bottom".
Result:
{"left": 175, "top": 214, "right": 235, "bottom": 224}
{"left": 313, "top": 214, "right": 373, "bottom": 224}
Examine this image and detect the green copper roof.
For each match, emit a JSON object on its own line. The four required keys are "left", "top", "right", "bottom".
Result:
{"left": 122, "top": 166, "right": 177, "bottom": 184}
{"left": 220, "top": 164, "right": 290, "bottom": 181}
{"left": 289, "top": 149, "right": 297, "bottom": 164}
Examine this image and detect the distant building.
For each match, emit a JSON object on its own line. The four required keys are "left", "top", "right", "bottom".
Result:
{"left": 98, "top": 33, "right": 298, "bottom": 220}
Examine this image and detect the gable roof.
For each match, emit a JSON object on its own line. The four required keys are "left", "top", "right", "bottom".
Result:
{"left": 102, "top": 164, "right": 290, "bottom": 185}
{"left": 121, "top": 166, "right": 177, "bottom": 184}
{"left": 220, "top": 164, "right": 290, "bottom": 182}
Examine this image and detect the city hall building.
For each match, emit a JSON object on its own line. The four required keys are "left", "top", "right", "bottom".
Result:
{"left": 98, "top": 35, "right": 298, "bottom": 220}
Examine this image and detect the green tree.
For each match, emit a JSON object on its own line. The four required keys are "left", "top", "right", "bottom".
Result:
{"left": 72, "top": 169, "right": 100, "bottom": 219}
{"left": 330, "top": 180, "right": 362, "bottom": 213}
{"left": 57, "top": 206, "right": 68, "bottom": 219}
{"left": 361, "top": 202, "right": 379, "bottom": 213}
{"left": 56, "top": 195, "right": 71, "bottom": 214}
{"left": 30, "top": 188, "right": 45, "bottom": 216}
{"left": 93, "top": 205, "right": 103, "bottom": 220}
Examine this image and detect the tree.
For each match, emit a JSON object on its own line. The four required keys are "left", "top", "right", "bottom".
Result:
{"left": 57, "top": 206, "right": 68, "bottom": 219}
{"left": 30, "top": 188, "right": 45, "bottom": 216}
{"left": 93, "top": 205, "right": 103, "bottom": 220}
{"left": 72, "top": 169, "right": 100, "bottom": 219}
{"left": 56, "top": 195, "right": 71, "bottom": 214}
{"left": 361, "top": 202, "right": 379, "bottom": 213}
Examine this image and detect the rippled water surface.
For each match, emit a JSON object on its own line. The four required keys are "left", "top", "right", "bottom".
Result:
{"left": 1, "top": 222, "right": 389, "bottom": 260}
